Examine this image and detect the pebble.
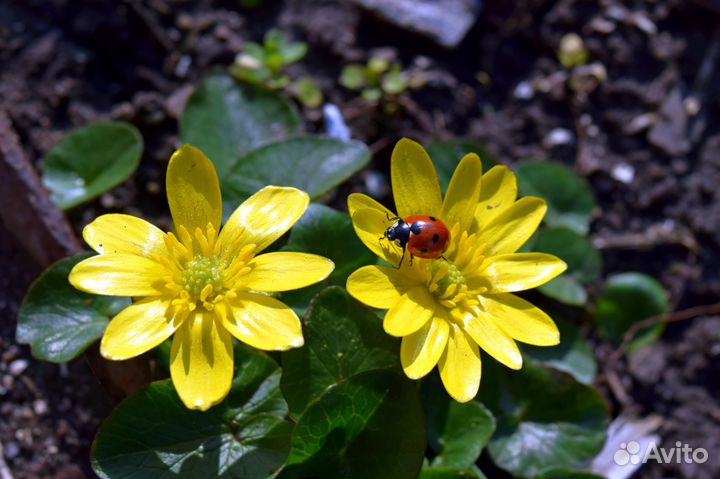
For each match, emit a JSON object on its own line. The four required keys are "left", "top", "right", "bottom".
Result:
{"left": 33, "top": 399, "right": 49, "bottom": 416}
{"left": 543, "top": 128, "right": 574, "bottom": 148}
{"left": 513, "top": 81, "right": 534, "bottom": 100}
{"left": 4, "top": 441, "right": 20, "bottom": 459}
{"left": 611, "top": 162, "right": 635, "bottom": 184}
{"left": 8, "top": 359, "right": 28, "bottom": 377}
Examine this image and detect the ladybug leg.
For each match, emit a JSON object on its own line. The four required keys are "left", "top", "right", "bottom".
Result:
{"left": 396, "top": 245, "right": 407, "bottom": 269}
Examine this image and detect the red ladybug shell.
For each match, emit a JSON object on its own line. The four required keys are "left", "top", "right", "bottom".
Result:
{"left": 404, "top": 215, "right": 450, "bottom": 259}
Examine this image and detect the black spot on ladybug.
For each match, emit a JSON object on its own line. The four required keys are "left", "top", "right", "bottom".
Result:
{"left": 421, "top": 248, "right": 428, "bottom": 254}
{"left": 429, "top": 216, "right": 437, "bottom": 221}
{"left": 410, "top": 222, "right": 422, "bottom": 234}
{"left": 432, "top": 234, "right": 440, "bottom": 244}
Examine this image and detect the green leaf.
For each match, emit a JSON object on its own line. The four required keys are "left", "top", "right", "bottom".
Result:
{"left": 381, "top": 69, "right": 408, "bottom": 95}
{"left": 422, "top": 374, "right": 495, "bottom": 468}
{"left": 279, "top": 205, "right": 375, "bottom": 314}
{"left": 280, "top": 287, "right": 398, "bottom": 417}
{"left": 517, "top": 161, "right": 597, "bottom": 234}
{"left": 281, "top": 370, "right": 425, "bottom": 479}
{"left": 596, "top": 272, "right": 668, "bottom": 350}
{"left": 292, "top": 77, "right": 323, "bottom": 109}
{"left": 222, "top": 137, "right": 371, "bottom": 202}
{"left": 484, "top": 363, "right": 609, "bottom": 477}
{"left": 92, "top": 345, "right": 292, "bottom": 479}
{"left": 420, "top": 466, "right": 487, "bottom": 479}
{"left": 16, "top": 253, "right": 129, "bottom": 363}
{"left": 536, "top": 468, "right": 605, "bottom": 479}
{"left": 426, "top": 141, "right": 497, "bottom": 193}
{"left": 530, "top": 227, "right": 602, "bottom": 306}
{"left": 180, "top": 74, "right": 302, "bottom": 176}
{"left": 42, "top": 122, "right": 142, "bottom": 210}
{"left": 522, "top": 317, "right": 597, "bottom": 384}
{"left": 340, "top": 64, "right": 366, "bottom": 90}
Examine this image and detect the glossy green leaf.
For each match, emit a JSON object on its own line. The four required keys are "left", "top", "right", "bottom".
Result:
{"left": 16, "top": 254, "right": 129, "bottom": 363}
{"left": 420, "top": 466, "right": 487, "bottom": 479}
{"left": 222, "top": 137, "right": 371, "bottom": 203}
{"left": 522, "top": 317, "right": 597, "bottom": 384}
{"left": 596, "top": 272, "right": 668, "bottom": 350}
{"left": 340, "top": 64, "right": 366, "bottom": 90}
{"left": 180, "top": 74, "right": 302, "bottom": 175}
{"left": 280, "top": 205, "right": 375, "bottom": 314}
{"left": 536, "top": 468, "right": 605, "bottom": 479}
{"left": 92, "top": 345, "right": 292, "bottom": 479}
{"left": 42, "top": 122, "right": 142, "bottom": 210}
{"left": 280, "top": 370, "right": 425, "bottom": 479}
{"left": 426, "top": 140, "right": 497, "bottom": 192}
{"left": 517, "top": 161, "right": 597, "bottom": 234}
{"left": 422, "top": 373, "right": 495, "bottom": 468}
{"left": 483, "top": 363, "right": 609, "bottom": 477}
{"left": 530, "top": 227, "right": 602, "bottom": 306}
{"left": 280, "top": 287, "right": 398, "bottom": 417}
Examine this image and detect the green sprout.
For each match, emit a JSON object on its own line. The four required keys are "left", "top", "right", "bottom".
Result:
{"left": 340, "top": 54, "right": 411, "bottom": 108}
{"left": 230, "top": 30, "right": 323, "bottom": 108}
{"left": 558, "top": 33, "right": 588, "bottom": 69}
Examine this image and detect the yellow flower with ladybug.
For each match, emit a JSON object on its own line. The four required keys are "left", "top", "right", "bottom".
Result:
{"left": 347, "top": 138, "right": 567, "bottom": 402}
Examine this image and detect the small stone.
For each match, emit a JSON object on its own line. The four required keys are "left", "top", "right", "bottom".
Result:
{"left": 543, "top": 128, "right": 574, "bottom": 148}
{"left": 513, "top": 81, "right": 534, "bottom": 100}
{"left": 611, "top": 162, "right": 635, "bottom": 184}
{"left": 33, "top": 399, "right": 48, "bottom": 415}
{"left": 350, "top": 0, "right": 479, "bottom": 48}
{"left": 8, "top": 359, "right": 28, "bottom": 377}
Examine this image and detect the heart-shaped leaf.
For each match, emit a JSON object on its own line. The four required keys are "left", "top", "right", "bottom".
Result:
{"left": 522, "top": 317, "right": 597, "bottom": 385}
{"left": 180, "top": 74, "right": 302, "bottom": 175}
{"left": 482, "top": 362, "right": 609, "bottom": 477}
{"left": 426, "top": 140, "right": 497, "bottom": 193}
{"left": 529, "top": 227, "right": 602, "bottom": 306}
{"left": 596, "top": 272, "right": 668, "bottom": 350}
{"left": 422, "top": 373, "right": 495, "bottom": 468}
{"left": 16, "top": 253, "right": 129, "bottom": 362}
{"left": 92, "top": 345, "right": 292, "bottom": 479}
{"left": 280, "top": 370, "right": 425, "bottom": 479}
{"left": 280, "top": 287, "right": 398, "bottom": 417}
{"left": 42, "top": 122, "right": 142, "bottom": 209}
{"left": 222, "top": 137, "right": 371, "bottom": 203}
{"left": 517, "top": 161, "right": 597, "bottom": 235}
{"left": 279, "top": 205, "right": 375, "bottom": 314}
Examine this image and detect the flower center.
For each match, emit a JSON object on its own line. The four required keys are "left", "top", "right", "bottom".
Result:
{"left": 182, "top": 256, "right": 225, "bottom": 302}
{"left": 427, "top": 259, "right": 465, "bottom": 297}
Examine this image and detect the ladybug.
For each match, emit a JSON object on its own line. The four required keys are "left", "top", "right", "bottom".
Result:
{"left": 382, "top": 215, "right": 450, "bottom": 267}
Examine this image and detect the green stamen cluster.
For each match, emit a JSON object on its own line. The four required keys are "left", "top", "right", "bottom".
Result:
{"left": 428, "top": 258, "right": 466, "bottom": 297}
{"left": 182, "top": 256, "right": 224, "bottom": 300}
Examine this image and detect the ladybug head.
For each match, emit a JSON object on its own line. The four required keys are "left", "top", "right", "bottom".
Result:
{"left": 384, "top": 219, "right": 410, "bottom": 247}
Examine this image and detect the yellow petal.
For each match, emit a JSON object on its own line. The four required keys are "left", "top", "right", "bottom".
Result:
{"left": 391, "top": 138, "right": 443, "bottom": 218}
{"left": 220, "top": 293, "right": 303, "bottom": 351}
{"left": 400, "top": 316, "right": 449, "bottom": 379}
{"left": 479, "top": 253, "right": 567, "bottom": 293}
{"left": 170, "top": 311, "right": 233, "bottom": 411}
{"left": 346, "top": 265, "right": 409, "bottom": 309}
{"left": 166, "top": 145, "right": 223, "bottom": 235}
{"left": 350, "top": 208, "right": 403, "bottom": 266}
{"left": 220, "top": 186, "right": 308, "bottom": 254}
{"left": 347, "top": 192, "right": 395, "bottom": 219}
{"left": 384, "top": 286, "right": 434, "bottom": 337}
{"left": 83, "top": 214, "right": 167, "bottom": 258}
{"left": 241, "top": 252, "right": 334, "bottom": 292}
{"left": 479, "top": 197, "right": 547, "bottom": 255}
{"left": 441, "top": 153, "right": 483, "bottom": 232}
{"left": 457, "top": 309, "right": 522, "bottom": 370}
{"left": 69, "top": 254, "right": 167, "bottom": 297}
{"left": 480, "top": 293, "right": 560, "bottom": 346}
{"left": 474, "top": 165, "right": 518, "bottom": 230}
{"left": 100, "top": 297, "right": 176, "bottom": 360}
{"left": 439, "top": 322, "right": 481, "bottom": 403}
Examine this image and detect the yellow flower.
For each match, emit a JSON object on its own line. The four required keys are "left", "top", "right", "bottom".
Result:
{"left": 69, "top": 145, "right": 334, "bottom": 410}
{"left": 346, "top": 139, "right": 566, "bottom": 402}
